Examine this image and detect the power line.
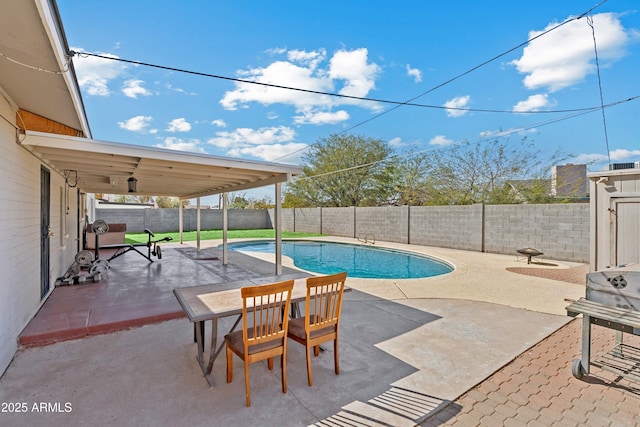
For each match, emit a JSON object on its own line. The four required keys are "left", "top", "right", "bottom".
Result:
{"left": 338, "top": 0, "right": 609, "bottom": 136}
{"left": 587, "top": 14, "right": 612, "bottom": 167}
{"left": 294, "top": 100, "right": 633, "bottom": 183}
{"left": 67, "top": 0, "right": 615, "bottom": 173}
{"left": 274, "top": 0, "right": 611, "bottom": 161}
{"left": 69, "top": 50, "right": 610, "bottom": 115}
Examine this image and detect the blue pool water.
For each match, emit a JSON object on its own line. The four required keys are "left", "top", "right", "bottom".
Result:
{"left": 223, "top": 240, "right": 453, "bottom": 279}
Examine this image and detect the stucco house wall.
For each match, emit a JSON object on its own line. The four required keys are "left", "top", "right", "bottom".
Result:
{"left": 0, "top": 94, "right": 80, "bottom": 374}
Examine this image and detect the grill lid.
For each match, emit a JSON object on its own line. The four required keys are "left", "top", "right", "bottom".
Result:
{"left": 586, "top": 263, "right": 640, "bottom": 311}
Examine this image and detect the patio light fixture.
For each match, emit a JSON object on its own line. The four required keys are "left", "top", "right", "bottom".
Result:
{"left": 127, "top": 177, "right": 137, "bottom": 193}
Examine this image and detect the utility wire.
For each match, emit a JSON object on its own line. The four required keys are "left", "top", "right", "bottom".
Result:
{"left": 275, "top": 0, "right": 610, "bottom": 161}
{"left": 295, "top": 100, "right": 632, "bottom": 182}
{"left": 66, "top": 0, "right": 614, "bottom": 173}
{"left": 587, "top": 14, "right": 612, "bottom": 167}
{"left": 69, "top": 1, "right": 610, "bottom": 121}
{"left": 338, "top": 0, "right": 609, "bottom": 135}
{"left": 70, "top": 50, "right": 609, "bottom": 115}
{"left": 0, "top": 51, "right": 69, "bottom": 74}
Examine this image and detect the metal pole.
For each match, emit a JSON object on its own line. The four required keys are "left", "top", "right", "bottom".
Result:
{"left": 275, "top": 183, "right": 282, "bottom": 275}
{"left": 222, "top": 192, "right": 228, "bottom": 265}
{"left": 196, "top": 197, "right": 201, "bottom": 252}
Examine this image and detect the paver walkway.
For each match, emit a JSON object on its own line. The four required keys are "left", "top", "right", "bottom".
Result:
{"left": 421, "top": 263, "right": 640, "bottom": 426}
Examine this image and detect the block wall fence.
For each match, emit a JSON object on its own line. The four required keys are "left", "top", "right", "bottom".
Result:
{"left": 97, "top": 203, "right": 589, "bottom": 263}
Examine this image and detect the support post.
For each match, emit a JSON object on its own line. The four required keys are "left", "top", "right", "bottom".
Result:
{"left": 275, "top": 183, "right": 282, "bottom": 275}
{"left": 196, "top": 197, "right": 201, "bottom": 252}
{"left": 179, "top": 201, "right": 184, "bottom": 244}
{"left": 222, "top": 192, "right": 228, "bottom": 265}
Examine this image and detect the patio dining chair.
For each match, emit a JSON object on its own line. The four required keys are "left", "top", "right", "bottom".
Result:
{"left": 225, "top": 279, "right": 294, "bottom": 407}
{"left": 287, "top": 271, "right": 347, "bottom": 386}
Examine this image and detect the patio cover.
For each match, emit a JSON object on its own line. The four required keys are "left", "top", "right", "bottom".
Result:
{"left": 21, "top": 130, "right": 302, "bottom": 199}
{"left": 20, "top": 130, "right": 302, "bottom": 274}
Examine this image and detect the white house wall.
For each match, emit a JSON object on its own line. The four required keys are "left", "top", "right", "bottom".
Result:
{"left": 0, "top": 91, "right": 79, "bottom": 375}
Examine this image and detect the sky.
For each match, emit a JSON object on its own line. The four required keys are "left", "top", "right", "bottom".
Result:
{"left": 56, "top": 0, "right": 640, "bottom": 203}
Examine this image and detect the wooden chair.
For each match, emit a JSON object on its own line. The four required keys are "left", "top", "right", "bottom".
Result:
{"left": 225, "top": 280, "right": 294, "bottom": 407}
{"left": 287, "top": 272, "right": 347, "bottom": 386}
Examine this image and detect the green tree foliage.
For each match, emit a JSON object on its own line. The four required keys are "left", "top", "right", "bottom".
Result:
{"left": 423, "top": 137, "right": 567, "bottom": 205}
{"left": 220, "top": 192, "right": 274, "bottom": 209}
{"left": 285, "top": 134, "right": 394, "bottom": 207}
{"left": 387, "top": 152, "right": 434, "bottom": 206}
{"left": 155, "top": 196, "right": 182, "bottom": 208}
{"left": 113, "top": 194, "right": 154, "bottom": 204}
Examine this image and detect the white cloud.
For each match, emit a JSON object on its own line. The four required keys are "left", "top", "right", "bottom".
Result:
{"left": 293, "top": 110, "right": 349, "bottom": 125}
{"left": 166, "top": 118, "right": 191, "bottom": 133}
{"left": 610, "top": 148, "right": 640, "bottom": 160}
{"left": 228, "top": 142, "right": 309, "bottom": 162}
{"left": 573, "top": 148, "right": 640, "bottom": 164}
{"left": 511, "top": 13, "right": 633, "bottom": 92}
{"left": 406, "top": 64, "right": 422, "bottom": 83}
{"left": 443, "top": 95, "right": 471, "bottom": 117}
{"left": 220, "top": 59, "right": 333, "bottom": 110}
{"left": 208, "top": 126, "right": 296, "bottom": 149}
{"left": 388, "top": 137, "right": 404, "bottom": 148}
{"left": 429, "top": 135, "right": 455, "bottom": 146}
{"left": 513, "top": 93, "right": 555, "bottom": 112}
{"left": 211, "top": 119, "right": 226, "bottom": 128}
{"left": 118, "top": 115, "right": 152, "bottom": 132}
{"left": 287, "top": 48, "right": 326, "bottom": 69}
{"left": 122, "top": 79, "right": 151, "bottom": 98}
{"left": 219, "top": 47, "right": 382, "bottom": 119}
{"left": 328, "top": 48, "right": 381, "bottom": 98}
{"left": 156, "top": 137, "right": 206, "bottom": 154}
{"left": 71, "top": 47, "right": 126, "bottom": 96}
{"left": 207, "top": 125, "right": 306, "bottom": 162}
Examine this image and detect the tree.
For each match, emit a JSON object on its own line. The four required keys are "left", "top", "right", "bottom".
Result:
{"left": 113, "top": 194, "right": 154, "bottom": 204}
{"left": 155, "top": 196, "right": 182, "bottom": 208}
{"left": 387, "top": 151, "right": 434, "bottom": 206}
{"left": 285, "top": 134, "right": 394, "bottom": 207}
{"left": 423, "top": 137, "right": 567, "bottom": 205}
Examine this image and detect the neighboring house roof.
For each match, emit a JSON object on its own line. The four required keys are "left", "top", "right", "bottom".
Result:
{"left": 2, "top": 0, "right": 301, "bottom": 198}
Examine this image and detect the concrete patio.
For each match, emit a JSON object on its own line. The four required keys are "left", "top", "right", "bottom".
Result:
{"left": 1, "top": 238, "right": 638, "bottom": 426}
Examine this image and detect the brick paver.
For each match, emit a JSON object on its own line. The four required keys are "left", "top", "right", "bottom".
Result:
{"left": 421, "top": 319, "right": 640, "bottom": 426}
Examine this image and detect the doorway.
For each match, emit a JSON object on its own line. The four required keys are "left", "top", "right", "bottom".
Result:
{"left": 40, "top": 167, "right": 50, "bottom": 299}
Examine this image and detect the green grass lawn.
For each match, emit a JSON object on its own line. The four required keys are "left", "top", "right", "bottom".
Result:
{"left": 125, "top": 229, "right": 323, "bottom": 244}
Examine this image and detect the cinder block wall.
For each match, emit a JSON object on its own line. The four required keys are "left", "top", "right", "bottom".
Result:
{"left": 292, "top": 208, "right": 322, "bottom": 233}
{"left": 484, "top": 204, "right": 589, "bottom": 262}
{"left": 320, "top": 207, "right": 355, "bottom": 237}
{"left": 409, "top": 205, "right": 484, "bottom": 251}
{"left": 355, "top": 206, "right": 409, "bottom": 244}
{"left": 283, "top": 203, "right": 589, "bottom": 262}
{"left": 97, "top": 204, "right": 590, "bottom": 262}
{"left": 95, "top": 209, "right": 270, "bottom": 233}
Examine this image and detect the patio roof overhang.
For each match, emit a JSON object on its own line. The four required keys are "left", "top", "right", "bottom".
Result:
{"left": 21, "top": 131, "right": 302, "bottom": 199}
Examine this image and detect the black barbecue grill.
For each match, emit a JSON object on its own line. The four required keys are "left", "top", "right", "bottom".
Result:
{"left": 566, "top": 263, "right": 640, "bottom": 382}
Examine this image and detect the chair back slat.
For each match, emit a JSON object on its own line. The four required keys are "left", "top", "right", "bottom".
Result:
{"left": 241, "top": 280, "right": 293, "bottom": 348}
{"left": 306, "top": 272, "right": 347, "bottom": 333}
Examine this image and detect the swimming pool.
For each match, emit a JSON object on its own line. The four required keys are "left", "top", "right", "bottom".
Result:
{"left": 223, "top": 240, "right": 454, "bottom": 279}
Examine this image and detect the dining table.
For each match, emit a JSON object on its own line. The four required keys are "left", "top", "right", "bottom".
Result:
{"left": 173, "top": 272, "right": 312, "bottom": 387}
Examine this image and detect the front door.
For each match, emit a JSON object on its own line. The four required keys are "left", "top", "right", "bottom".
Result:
{"left": 40, "top": 167, "right": 51, "bottom": 299}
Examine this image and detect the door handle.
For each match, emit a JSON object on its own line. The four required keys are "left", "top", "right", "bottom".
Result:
{"left": 48, "top": 226, "right": 55, "bottom": 237}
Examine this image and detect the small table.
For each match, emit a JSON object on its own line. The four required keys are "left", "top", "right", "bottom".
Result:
{"left": 516, "top": 248, "right": 544, "bottom": 264}
{"left": 173, "top": 273, "right": 311, "bottom": 387}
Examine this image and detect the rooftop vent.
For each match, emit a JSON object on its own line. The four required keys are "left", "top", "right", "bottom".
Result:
{"left": 609, "top": 162, "right": 640, "bottom": 170}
